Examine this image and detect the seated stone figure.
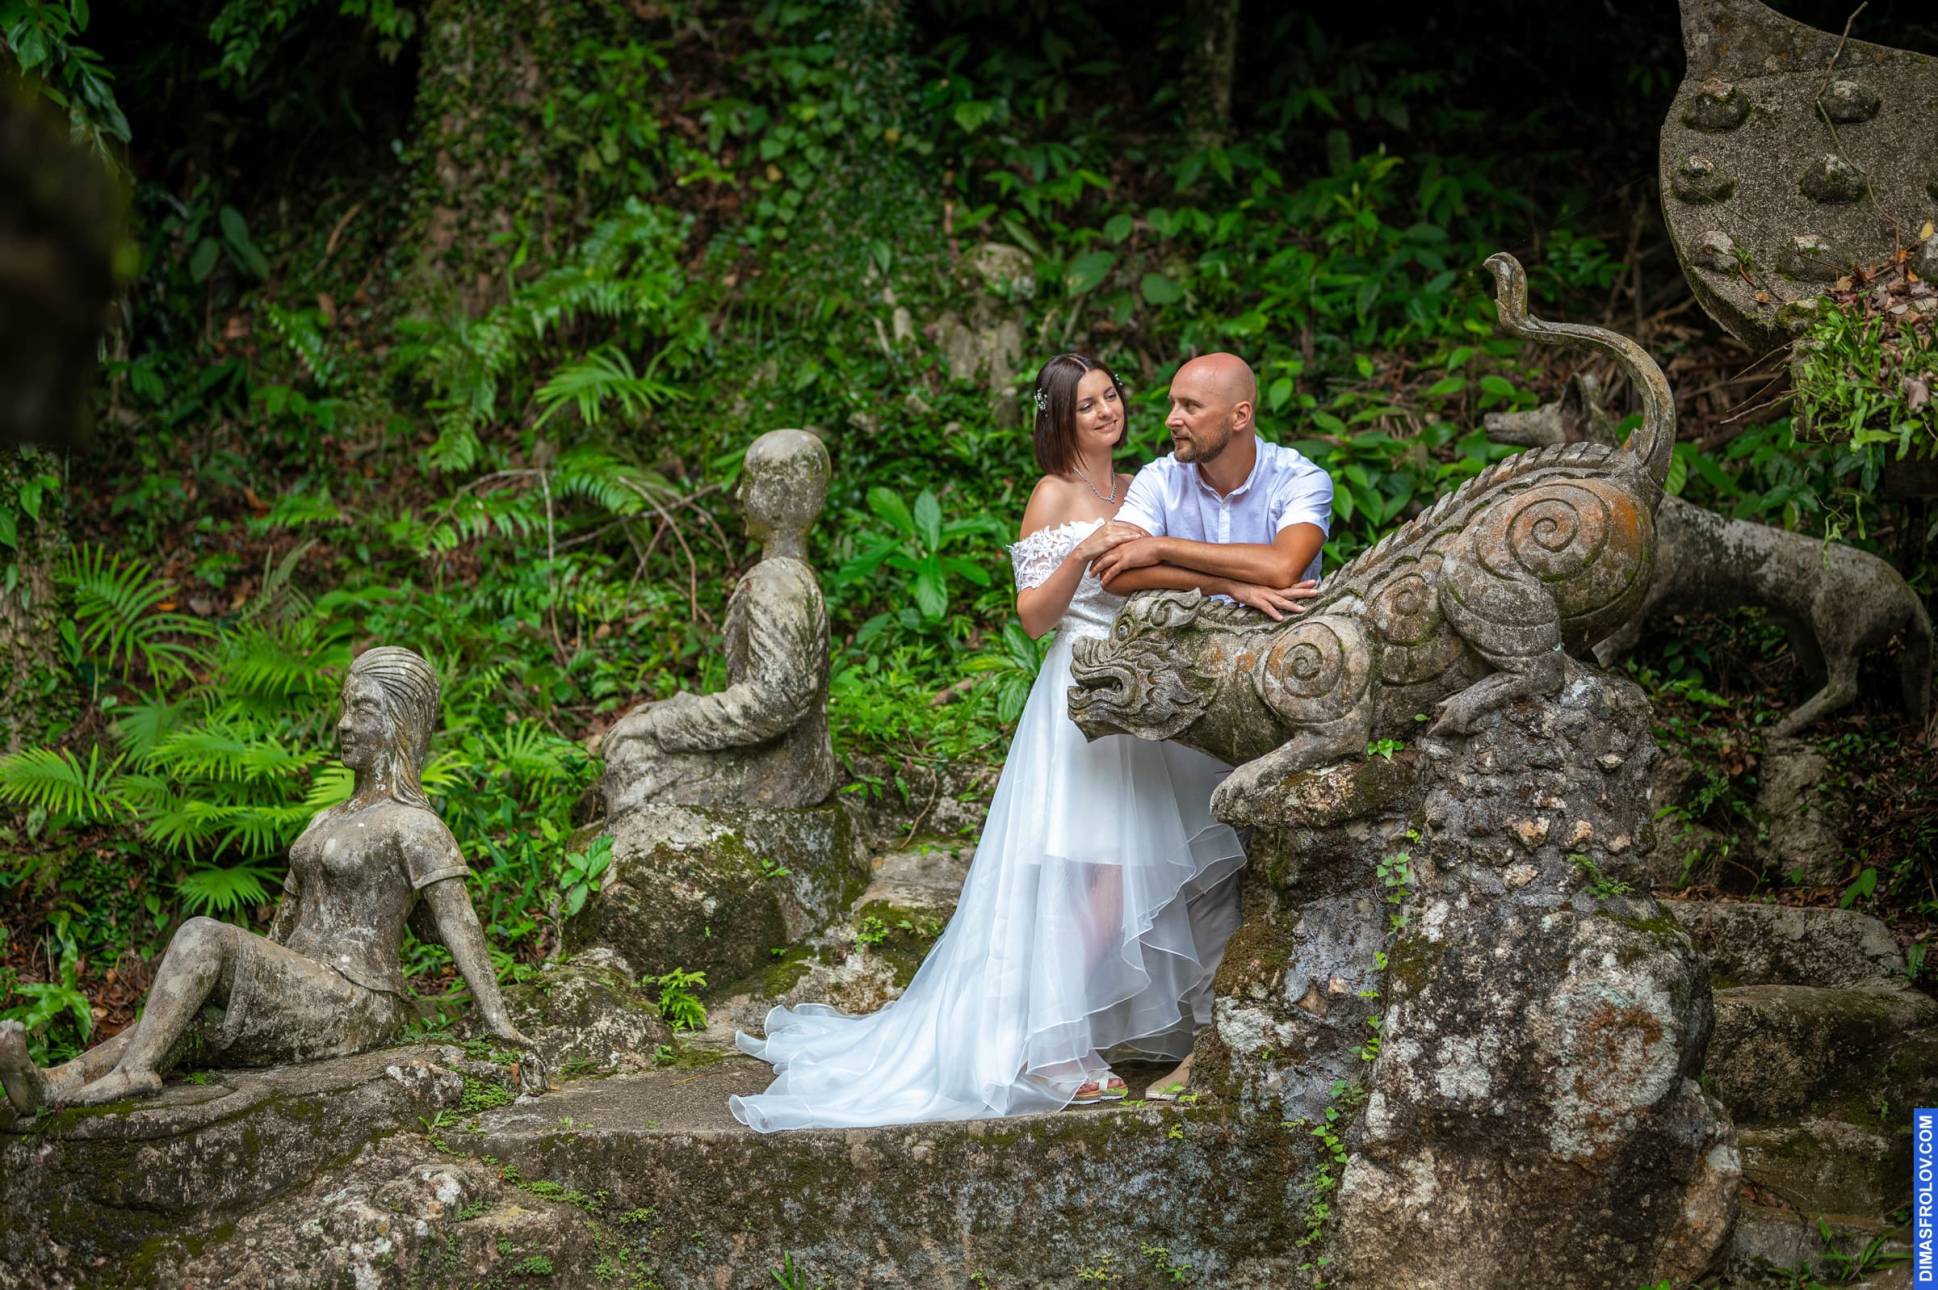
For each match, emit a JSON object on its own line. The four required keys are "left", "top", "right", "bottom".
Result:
{"left": 601, "top": 429, "right": 835, "bottom": 816}
{"left": 0, "top": 646, "right": 538, "bottom": 1110}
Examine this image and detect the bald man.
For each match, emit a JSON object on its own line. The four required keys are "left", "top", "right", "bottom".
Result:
{"left": 1092, "top": 353, "right": 1333, "bottom": 618}
{"left": 1085, "top": 353, "right": 1332, "bottom": 1102}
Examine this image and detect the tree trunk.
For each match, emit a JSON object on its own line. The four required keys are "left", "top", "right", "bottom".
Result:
{"left": 0, "top": 449, "right": 67, "bottom": 752}
{"left": 1184, "top": 0, "right": 1240, "bottom": 148}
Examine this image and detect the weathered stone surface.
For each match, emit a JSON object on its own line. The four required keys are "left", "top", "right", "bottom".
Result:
{"left": 600, "top": 428, "right": 835, "bottom": 815}
{"left": 1666, "top": 898, "right": 1905, "bottom": 988}
{"left": 1782, "top": 231, "right": 1848, "bottom": 281}
{"left": 1754, "top": 744, "right": 1852, "bottom": 883}
{"left": 1705, "top": 983, "right": 1938, "bottom": 1124}
{"left": 1167, "top": 668, "right": 1733, "bottom": 1286}
{"left": 1673, "top": 153, "right": 1736, "bottom": 204}
{"left": 1738, "top": 1115, "right": 1909, "bottom": 1220}
{"left": 927, "top": 241, "right": 1034, "bottom": 421}
{"left": 120, "top": 1135, "right": 605, "bottom": 1290}
{"left": 1798, "top": 153, "right": 1868, "bottom": 205}
{"left": 0, "top": 1044, "right": 520, "bottom": 1285}
{"left": 565, "top": 801, "right": 868, "bottom": 987}
{"left": 1694, "top": 228, "right": 1739, "bottom": 272}
{"left": 1070, "top": 256, "right": 1677, "bottom": 831}
{"left": 449, "top": 1059, "right": 1308, "bottom": 1288}
{"left": 1663, "top": 0, "right": 1938, "bottom": 348}
{"left": 494, "top": 949, "right": 671, "bottom": 1075}
{"left": 1322, "top": 673, "right": 1737, "bottom": 1289}
{"left": 1726, "top": 1201, "right": 1910, "bottom": 1283}
{"left": 1682, "top": 78, "right": 1750, "bottom": 132}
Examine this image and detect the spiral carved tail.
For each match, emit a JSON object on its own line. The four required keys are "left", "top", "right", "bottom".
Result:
{"left": 1485, "top": 252, "right": 1675, "bottom": 489}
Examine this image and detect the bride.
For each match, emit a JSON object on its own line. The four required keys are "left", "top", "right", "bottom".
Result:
{"left": 731, "top": 353, "right": 1294, "bottom": 1131}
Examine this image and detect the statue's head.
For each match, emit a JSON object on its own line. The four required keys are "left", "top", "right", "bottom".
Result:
{"left": 1068, "top": 590, "right": 1227, "bottom": 741}
{"left": 737, "top": 429, "right": 829, "bottom": 548}
{"left": 338, "top": 646, "right": 440, "bottom": 808}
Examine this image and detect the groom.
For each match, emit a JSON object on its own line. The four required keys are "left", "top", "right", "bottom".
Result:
{"left": 1093, "top": 351, "right": 1332, "bottom": 610}
{"left": 1089, "top": 352, "right": 1334, "bottom": 1098}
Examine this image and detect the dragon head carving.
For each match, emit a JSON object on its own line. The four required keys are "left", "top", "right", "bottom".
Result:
{"left": 1068, "top": 590, "right": 1239, "bottom": 742}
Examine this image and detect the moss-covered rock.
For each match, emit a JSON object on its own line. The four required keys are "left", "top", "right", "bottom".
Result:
{"left": 493, "top": 949, "right": 671, "bottom": 1075}
{"left": 0, "top": 1044, "right": 521, "bottom": 1285}
{"left": 1667, "top": 898, "right": 1907, "bottom": 989}
{"left": 565, "top": 800, "right": 867, "bottom": 989}
{"left": 1704, "top": 983, "right": 1938, "bottom": 1125}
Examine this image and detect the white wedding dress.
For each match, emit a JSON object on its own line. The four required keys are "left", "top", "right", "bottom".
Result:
{"left": 729, "top": 518, "right": 1246, "bottom": 1132}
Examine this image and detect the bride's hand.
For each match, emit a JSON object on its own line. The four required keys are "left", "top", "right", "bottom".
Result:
{"left": 1071, "top": 520, "right": 1142, "bottom": 564}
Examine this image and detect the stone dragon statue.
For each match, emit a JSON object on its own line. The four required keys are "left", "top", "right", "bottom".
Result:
{"left": 1067, "top": 254, "right": 1674, "bottom": 823}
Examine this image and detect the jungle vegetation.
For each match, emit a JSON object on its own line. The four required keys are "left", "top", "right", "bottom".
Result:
{"left": 0, "top": 0, "right": 1933, "bottom": 1064}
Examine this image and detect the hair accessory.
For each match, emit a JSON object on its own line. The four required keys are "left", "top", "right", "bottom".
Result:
{"left": 1034, "top": 388, "right": 1050, "bottom": 413}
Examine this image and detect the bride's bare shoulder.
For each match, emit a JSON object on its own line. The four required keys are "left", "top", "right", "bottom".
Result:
{"left": 1018, "top": 475, "right": 1081, "bottom": 541}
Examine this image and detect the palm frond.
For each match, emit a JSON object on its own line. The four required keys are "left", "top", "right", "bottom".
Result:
{"left": 176, "top": 864, "right": 276, "bottom": 916}
{"left": 58, "top": 544, "right": 213, "bottom": 684}
{"left": 0, "top": 746, "right": 129, "bottom": 822}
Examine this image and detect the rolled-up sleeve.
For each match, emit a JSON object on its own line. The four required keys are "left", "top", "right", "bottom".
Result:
{"left": 1272, "top": 454, "right": 1333, "bottom": 535}
{"left": 1112, "top": 460, "right": 1170, "bottom": 537}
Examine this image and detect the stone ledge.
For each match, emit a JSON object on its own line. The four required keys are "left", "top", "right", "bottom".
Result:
{"left": 0, "top": 1044, "right": 520, "bottom": 1284}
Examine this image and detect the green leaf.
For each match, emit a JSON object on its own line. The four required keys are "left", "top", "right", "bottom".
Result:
{"left": 189, "top": 238, "right": 220, "bottom": 283}
{"left": 177, "top": 864, "right": 275, "bottom": 916}
{"left": 1424, "top": 376, "right": 1466, "bottom": 399}
{"left": 912, "top": 490, "right": 942, "bottom": 552}
{"left": 1103, "top": 214, "right": 1134, "bottom": 243}
{"left": 1064, "top": 250, "right": 1115, "bottom": 296}
{"left": 913, "top": 567, "right": 947, "bottom": 622}
{"left": 1477, "top": 374, "right": 1517, "bottom": 399}
{"left": 952, "top": 100, "right": 994, "bottom": 133}
{"left": 1140, "top": 272, "right": 1183, "bottom": 305}
{"left": 866, "top": 487, "right": 915, "bottom": 537}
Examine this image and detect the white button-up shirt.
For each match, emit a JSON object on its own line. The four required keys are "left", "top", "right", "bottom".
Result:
{"left": 1115, "top": 438, "right": 1334, "bottom": 581}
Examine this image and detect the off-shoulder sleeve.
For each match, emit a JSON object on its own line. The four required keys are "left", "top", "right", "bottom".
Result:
{"left": 1007, "top": 527, "right": 1068, "bottom": 591}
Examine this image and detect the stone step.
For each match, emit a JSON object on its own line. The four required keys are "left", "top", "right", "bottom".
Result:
{"left": 0, "top": 1045, "right": 522, "bottom": 1286}
{"left": 1737, "top": 1116, "right": 1911, "bottom": 1222}
{"left": 128, "top": 1059, "right": 1313, "bottom": 1288}
{"left": 1664, "top": 898, "right": 1907, "bottom": 989}
{"left": 1704, "top": 983, "right": 1938, "bottom": 1125}
{"left": 1723, "top": 1200, "right": 1910, "bottom": 1285}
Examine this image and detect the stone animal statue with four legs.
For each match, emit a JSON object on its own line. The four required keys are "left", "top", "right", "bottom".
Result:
{"left": 1068, "top": 254, "right": 1675, "bottom": 822}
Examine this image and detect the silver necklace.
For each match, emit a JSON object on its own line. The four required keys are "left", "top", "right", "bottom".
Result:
{"left": 1075, "top": 462, "right": 1119, "bottom": 504}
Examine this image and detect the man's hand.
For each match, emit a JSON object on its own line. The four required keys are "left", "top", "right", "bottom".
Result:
{"left": 1092, "top": 536, "right": 1165, "bottom": 583}
{"left": 1227, "top": 578, "right": 1321, "bottom": 622}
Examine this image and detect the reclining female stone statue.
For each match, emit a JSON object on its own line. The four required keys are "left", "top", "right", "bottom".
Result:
{"left": 600, "top": 428, "right": 835, "bottom": 815}
{"left": 0, "top": 646, "right": 539, "bottom": 1111}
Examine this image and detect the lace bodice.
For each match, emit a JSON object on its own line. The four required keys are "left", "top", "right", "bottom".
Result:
{"left": 1007, "top": 518, "right": 1123, "bottom": 638}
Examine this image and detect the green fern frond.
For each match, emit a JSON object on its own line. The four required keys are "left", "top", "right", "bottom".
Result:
{"left": 534, "top": 346, "right": 679, "bottom": 430}
{"left": 0, "top": 746, "right": 129, "bottom": 822}
{"left": 176, "top": 864, "right": 276, "bottom": 916}
{"left": 144, "top": 800, "right": 229, "bottom": 855}
{"left": 58, "top": 544, "right": 213, "bottom": 683}
{"left": 147, "top": 727, "right": 254, "bottom": 782}
{"left": 304, "top": 763, "right": 354, "bottom": 809}
{"left": 111, "top": 697, "right": 191, "bottom": 760}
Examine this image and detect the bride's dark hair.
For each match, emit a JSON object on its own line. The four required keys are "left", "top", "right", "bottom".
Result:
{"left": 1030, "top": 353, "right": 1128, "bottom": 476}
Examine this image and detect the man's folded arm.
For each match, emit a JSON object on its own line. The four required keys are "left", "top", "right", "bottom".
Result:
{"left": 1100, "top": 522, "right": 1324, "bottom": 592}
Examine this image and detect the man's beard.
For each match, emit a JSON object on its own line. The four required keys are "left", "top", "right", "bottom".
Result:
{"left": 1175, "top": 424, "right": 1231, "bottom": 464}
